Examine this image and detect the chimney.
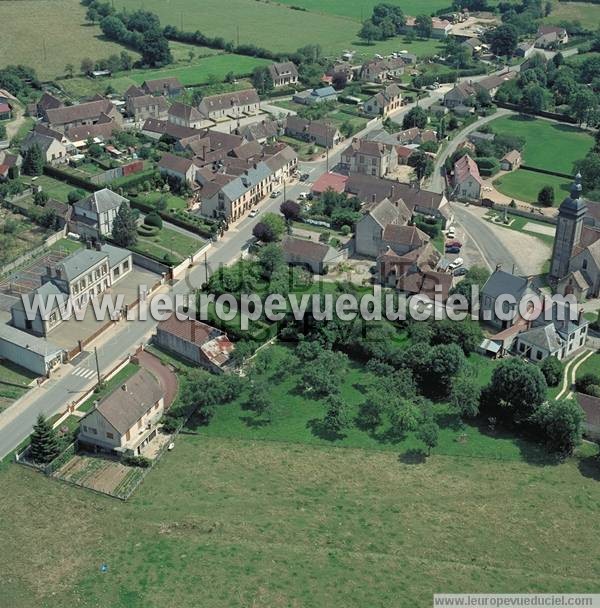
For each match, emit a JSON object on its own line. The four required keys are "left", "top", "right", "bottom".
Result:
{"left": 371, "top": 194, "right": 376, "bottom": 203}
{"left": 579, "top": 307, "right": 585, "bottom": 324}
{"left": 95, "top": 241, "right": 102, "bottom": 251}
{"left": 85, "top": 240, "right": 91, "bottom": 249}
{"left": 55, "top": 268, "right": 62, "bottom": 280}
{"left": 46, "top": 265, "right": 52, "bottom": 277}
{"left": 495, "top": 263, "right": 502, "bottom": 272}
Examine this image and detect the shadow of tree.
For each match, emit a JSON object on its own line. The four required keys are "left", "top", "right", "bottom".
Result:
{"left": 578, "top": 454, "right": 600, "bottom": 481}
{"left": 399, "top": 449, "right": 426, "bottom": 465}
{"left": 306, "top": 418, "right": 346, "bottom": 441}
{"left": 239, "top": 415, "right": 271, "bottom": 429}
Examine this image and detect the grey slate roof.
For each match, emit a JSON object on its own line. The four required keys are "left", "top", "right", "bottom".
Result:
{"left": 367, "top": 198, "right": 402, "bottom": 229}
{"left": 220, "top": 162, "right": 271, "bottom": 201}
{"left": 57, "top": 248, "right": 107, "bottom": 282}
{"left": 481, "top": 269, "right": 529, "bottom": 300}
{"left": 12, "top": 282, "right": 68, "bottom": 317}
{"left": 75, "top": 189, "right": 128, "bottom": 214}
{"left": 0, "top": 323, "right": 63, "bottom": 358}
{"left": 518, "top": 324, "right": 563, "bottom": 353}
{"left": 102, "top": 243, "right": 131, "bottom": 267}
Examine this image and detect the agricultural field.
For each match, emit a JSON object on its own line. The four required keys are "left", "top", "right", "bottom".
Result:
{"left": 276, "top": 0, "right": 452, "bottom": 21}
{"left": 488, "top": 115, "right": 594, "bottom": 175}
{"left": 114, "top": 0, "right": 445, "bottom": 59}
{"left": 1, "top": 397, "right": 600, "bottom": 606}
{"left": 60, "top": 52, "right": 272, "bottom": 98}
{"left": 0, "top": 0, "right": 139, "bottom": 81}
{"left": 493, "top": 169, "right": 572, "bottom": 204}
{"left": 547, "top": 0, "right": 600, "bottom": 29}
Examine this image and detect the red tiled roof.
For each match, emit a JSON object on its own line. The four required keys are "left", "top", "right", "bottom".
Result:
{"left": 311, "top": 172, "right": 348, "bottom": 194}
{"left": 454, "top": 154, "right": 483, "bottom": 185}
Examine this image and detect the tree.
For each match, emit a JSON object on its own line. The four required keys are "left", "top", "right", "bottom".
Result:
{"left": 533, "top": 399, "right": 584, "bottom": 456}
{"left": 280, "top": 200, "right": 301, "bottom": 223}
{"left": 423, "top": 343, "right": 465, "bottom": 397}
{"left": 358, "top": 20, "right": 381, "bottom": 45}
{"left": 120, "top": 51, "right": 134, "bottom": 71}
{"left": 257, "top": 242, "right": 284, "bottom": 279}
{"left": 65, "top": 63, "right": 74, "bottom": 78}
{"left": 484, "top": 358, "right": 547, "bottom": 422}
{"left": 140, "top": 29, "right": 172, "bottom": 67}
{"left": 570, "top": 86, "right": 599, "bottom": 126}
{"left": 112, "top": 202, "right": 138, "bottom": 247}
{"left": 80, "top": 57, "right": 94, "bottom": 75}
{"left": 402, "top": 106, "right": 428, "bottom": 129}
{"left": 388, "top": 398, "right": 422, "bottom": 436}
{"left": 450, "top": 375, "right": 481, "bottom": 418}
{"left": 488, "top": 24, "right": 518, "bottom": 57}
{"left": 408, "top": 150, "right": 432, "bottom": 181}
{"left": 33, "top": 189, "right": 49, "bottom": 206}
{"left": 253, "top": 221, "right": 275, "bottom": 243}
{"left": 537, "top": 185, "right": 555, "bottom": 207}
{"left": 246, "top": 381, "right": 273, "bottom": 420}
{"left": 540, "top": 356, "right": 563, "bottom": 388}
{"left": 417, "top": 419, "right": 439, "bottom": 455}
{"left": 523, "top": 83, "right": 551, "bottom": 112}
{"left": 332, "top": 71, "right": 347, "bottom": 90}
{"left": 575, "top": 372, "right": 600, "bottom": 396}
{"left": 261, "top": 212, "right": 285, "bottom": 241}
{"left": 22, "top": 144, "right": 44, "bottom": 176}
{"left": 29, "top": 414, "right": 60, "bottom": 464}
{"left": 415, "top": 14, "right": 433, "bottom": 38}
{"left": 358, "top": 388, "right": 386, "bottom": 430}
{"left": 68, "top": 189, "right": 85, "bottom": 204}
{"left": 322, "top": 393, "right": 351, "bottom": 435}
{"left": 251, "top": 66, "right": 274, "bottom": 94}
{"left": 576, "top": 152, "right": 600, "bottom": 192}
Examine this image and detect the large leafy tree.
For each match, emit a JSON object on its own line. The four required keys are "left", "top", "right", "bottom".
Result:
{"left": 112, "top": 201, "right": 138, "bottom": 247}
{"left": 450, "top": 374, "right": 481, "bottom": 418}
{"left": 415, "top": 15, "right": 433, "bottom": 38}
{"left": 22, "top": 144, "right": 44, "bottom": 176}
{"left": 488, "top": 24, "right": 518, "bottom": 57}
{"left": 533, "top": 399, "right": 584, "bottom": 457}
{"left": 29, "top": 414, "right": 60, "bottom": 464}
{"left": 417, "top": 419, "right": 439, "bottom": 456}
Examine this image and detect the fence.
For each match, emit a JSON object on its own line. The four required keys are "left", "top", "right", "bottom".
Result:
{"left": 88, "top": 160, "right": 144, "bottom": 186}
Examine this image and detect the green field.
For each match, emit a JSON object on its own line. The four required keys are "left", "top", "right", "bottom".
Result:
{"left": 115, "top": 0, "right": 445, "bottom": 59}
{"left": 60, "top": 53, "right": 272, "bottom": 98}
{"left": 548, "top": 0, "right": 600, "bottom": 28}
{"left": 133, "top": 226, "right": 204, "bottom": 263}
{"left": 494, "top": 170, "right": 572, "bottom": 204}
{"left": 488, "top": 115, "right": 594, "bottom": 175}
{"left": 0, "top": 0, "right": 140, "bottom": 81}
{"left": 276, "top": 0, "right": 451, "bottom": 20}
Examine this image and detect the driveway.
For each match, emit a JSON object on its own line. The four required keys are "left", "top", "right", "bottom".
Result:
{"left": 137, "top": 349, "right": 178, "bottom": 410}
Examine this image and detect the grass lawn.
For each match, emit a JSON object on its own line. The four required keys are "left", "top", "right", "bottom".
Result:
{"left": 493, "top": 169, "right": 572, "bottom": 205}
{"left": 279, "top": 135, "right": 324, "bottom": 161}
{"left": 134, "top": 226, "right": 204, "bottom": 263}
{"left": 0, "top": 361, "right": 37, "bottom": 412}
{"left": 76, "top": 362, "right": 139, "bottom": 414}
{"left": 0, "top": 0, "right": 140, "bottom": 81}
{"left": 137, "top": 191, "right": 188, "bottom": 211}
{"left": 484, "top": 210, "right": 556, "bottom": 245}
{"left": 49, "top": 238, "right": 85, "bottom": 255}
{"left": 2, "top": 343, "right": 600, "bottom": 606}
{"left": 20, "top": 175, "right": 76, "bottom": 203}
{"left": 488, "top": 115, "right": 594, "bottom": 175}
{"left": 60, "top": 53, "right": 271, "bottom": 98}
{"left": 575, "top": 352, "right": 600, "bottom": 382}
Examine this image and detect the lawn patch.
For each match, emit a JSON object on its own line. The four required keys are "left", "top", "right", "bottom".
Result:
{"left": 493, "top": 170, "right": 572, "bottom": 205}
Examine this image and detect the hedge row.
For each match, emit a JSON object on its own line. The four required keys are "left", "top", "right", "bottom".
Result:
{"left": 43, "top": 165, "right": 96, "bottom": 192}
{"left": 520, "top": 165, "right": 573, "bottom": 179}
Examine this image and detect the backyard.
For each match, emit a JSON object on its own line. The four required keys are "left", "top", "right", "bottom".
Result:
{"left": 493, "top": 170, "right": 572, "bottom": 205}
{"left": 20, "top": 175, "right": 77, "bottom": 203}
{"left": 132, "top": 225, "right": 205, "bottom": 264}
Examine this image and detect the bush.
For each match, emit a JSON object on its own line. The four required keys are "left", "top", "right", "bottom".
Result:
{"left": 137, "top": 224, "right": 160, "bottom": 237}
{"left": 145, "top": 211, "right": 163, "bottom": 228}
{"left": 539, "top": 356, "right": 563, "bottom": 387}
{"left": 122, "top": 454, "right": 151, "bottom": 468}
{"left": 340, "top": 225, "right": 351, "bottom": 236}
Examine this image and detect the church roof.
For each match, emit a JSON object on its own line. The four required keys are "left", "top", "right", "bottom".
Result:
{"left": 559, "top": 174, "right": 587, "bottom": 215}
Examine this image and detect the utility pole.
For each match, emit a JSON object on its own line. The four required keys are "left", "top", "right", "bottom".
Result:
{"left": 283, "top": 179, "right": 286, "bottom": 201}
{"left": 204, "top": 251, "right": 209, "bottom": 281}
{"left": 180, "top": 12, "right": 183, "bottom": 30}
{"left": 237, "top": 25, "right": 240, "bottom": 47}
{"left": 94, "top": 346, "right": 101, "bottom": 386}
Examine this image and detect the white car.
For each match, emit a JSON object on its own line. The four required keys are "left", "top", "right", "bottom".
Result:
{"left": 446, "top": 227, "right": 456, "bottom": 238}
{"left": 448, "top": 257, "right": 464, "bottom": 270}
{"left": 249, "top": 208, "right": 258, "bottom": 218}
{"left": 270, "top": 190, "right": 281, "bottom": 198}
{"left": 298, "top": 192, "right": 310, "bottom": 200}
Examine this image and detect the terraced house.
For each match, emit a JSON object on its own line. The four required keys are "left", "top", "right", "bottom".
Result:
{"left": 197, "top": 89, "right": 260, "bottom": 121}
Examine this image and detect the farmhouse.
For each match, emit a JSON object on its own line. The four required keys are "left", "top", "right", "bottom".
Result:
{"left": 0, "top": 151, "right": 21, "bottom": 180}
{"left": 340, "top": 138, "right": 398, "bottom": 178}
{"left": 28, "top": 92, "right": 63, "bottom": 120}
{"left": 141, "top": 118, "right": 201, "bottom": 141}
{"left": 197, "top": 89, "right": 260, "bottom": 120}
{"left": 78, "top": 367, "right": 164, "bottom": 456}
{"left": 403, "top": 16, "right": 452, "bottom": 38}
{"left": 168, "top": 101, "right": 205, "bottom": 129}
{"left": 71, "top": 188, "right": 129, "bottom": 240}
{"left": 158, "top": 152, "right": 197, "bottom": 187}
{"left": 281, "top": 236, "right": 340, "bottom": 275}
{"left": 44, "top": 98, "right": 122, "bottom": 133}
{"left": 453, "top": 154, "right": 482, "bottom": 200}
{"left": 142, "top": 77, "right": 183, "bottom": 97}
{"left": 268, "top": 61, "right": 299, "bottom": 87}
{"left": 20, "top": 130, "right": 68, "bottom": 165}
{"left": 126, "top": 94, "right": 168, "bottom": 122}
{"left": 155, "top": 316, "right": 234, "bottom": 372}
{"left": 535, "top": 25, "right": 568, "bottom": 48}
{"left": 363, "top": 83, "right": 402, "bottom": 117}
{"left": 285, "top": 116, "right": 342, "bottom": 148}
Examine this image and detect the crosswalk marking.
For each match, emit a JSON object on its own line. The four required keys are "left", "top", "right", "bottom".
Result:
{"left": 72, "top": 367, "right": 96, "bottom": 380}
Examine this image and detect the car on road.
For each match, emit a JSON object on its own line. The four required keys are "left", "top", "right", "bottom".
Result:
{"left": 249, "top": 208, "right": 258, "bottom": 218}
{"left": 270, "top": 190, "right": 281, "bottom": 198}
{"left": 446, "top": 227, "right": 456, "bottom": 239}
{"left": 446, "top": 240, "right": 462, "bottom": 248}
{"left": 453, "top": 267, "right": 468, "bottom": 277}
{"left": 445, "top": 246, "right": 461, "bottom": 254}
{"left": 298, "top": 192, "right": 310, "bottom": 200}
{"left": 448, "top": 257, "right": 464, "bottom": 270}
{"left": 299, "top": 173, "right": 310, "bottom": 182}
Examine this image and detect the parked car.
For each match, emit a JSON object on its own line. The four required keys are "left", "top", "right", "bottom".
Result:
{"left": 446, "top": 240, "right": 463, "bottom": 248}
{"left": 270, "top": 190, "right": 281, "bottom": 198}
{"left": 453, "top": 267, "right": 468, "bottom": 277}
{"left": 249, "top": 208, "right": 258, "bottom": 218}
{"left": 448, "top": 257, "right": 464, "bottom": 270}
{"left": 445, "top": 246, "right": 461, "bottom": 254}
{"left": 446, "top": 227, "right": 456, "bottom": 238}
{"left": 299, "top": 173, "right": 310, "bottom": 182}
{"left": 298, "top": 192, "right": 310, "bottom": 200}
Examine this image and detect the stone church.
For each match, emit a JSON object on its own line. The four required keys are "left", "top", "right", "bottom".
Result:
{"left": 550, "top": 174, "right": 600, "bottom": 301}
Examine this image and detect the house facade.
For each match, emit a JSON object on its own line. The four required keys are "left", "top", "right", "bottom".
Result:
{"left": 78, "top": 367, "right": 164, "bottom": 456}
{"left": 341, "top": 138, "right": 398, "bottom": 178}
{"left": 168, "top": 101, "right": 205, "bottom": 129}
{"left": 71, "top": 188, "right": 129, "bottom": 239}
{"left": 363, "top": 83, "right": 402, "bottom": 117}
{"left": 197, "top": 89, "right": 260, "bottom": 120}
{"left": 453, "top": 154, "right": 482, "bottom": 200}
{"left": 126, "top": 94, "right": 168, "bottom": 122}
{"left": 282, "top": 236, "right": 340, "bottom": 274}
{"left": 268, "top": 61, "right": 299, "bottom": 87}
{"left": 355, "top": 197, "right": 409, "bottom": 258}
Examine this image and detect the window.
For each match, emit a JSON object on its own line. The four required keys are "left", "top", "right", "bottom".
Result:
{"left": 123, "top": 260, "right": 129, "bottom": 271}
{"left": 519, "top": 342, "right": 525, "bottom": 352}
{"left": 106, "top": 432, "right": 114, "bottom": 439}
{"left": 536, "top": 351, "right": 543, "bottom": 361}
{"left": 583, "top": 259, "right": 588, "bottom": 270}
{"left": 83, "top": 425, "right": 88, "bottom": 432}
{"left": 89, "top": 427, "right": 97, "bottom": 435}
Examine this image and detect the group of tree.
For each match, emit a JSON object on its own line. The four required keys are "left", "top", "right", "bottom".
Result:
{"left": 358, "top": 3, "right": 407, "bottom": 43}
{"left": 82, "top": 0, "right": 172, "bottom": 67}
{"left": 78, "top": 51, "right": 134, "bottom": 77}
{"left": 252, "top": 212, "right": 286, "bottom": 243}
{"left": 302, "top": 189, "right": 361, "bottom": 231}
{"left": 0, "top": 65, "right": 39, "bottom": 101}
{"left": 22, "top": 144, "right": 44, "bottom": 176}
{"left": 251, "top": 66, "right": 274, "bottom": 94}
